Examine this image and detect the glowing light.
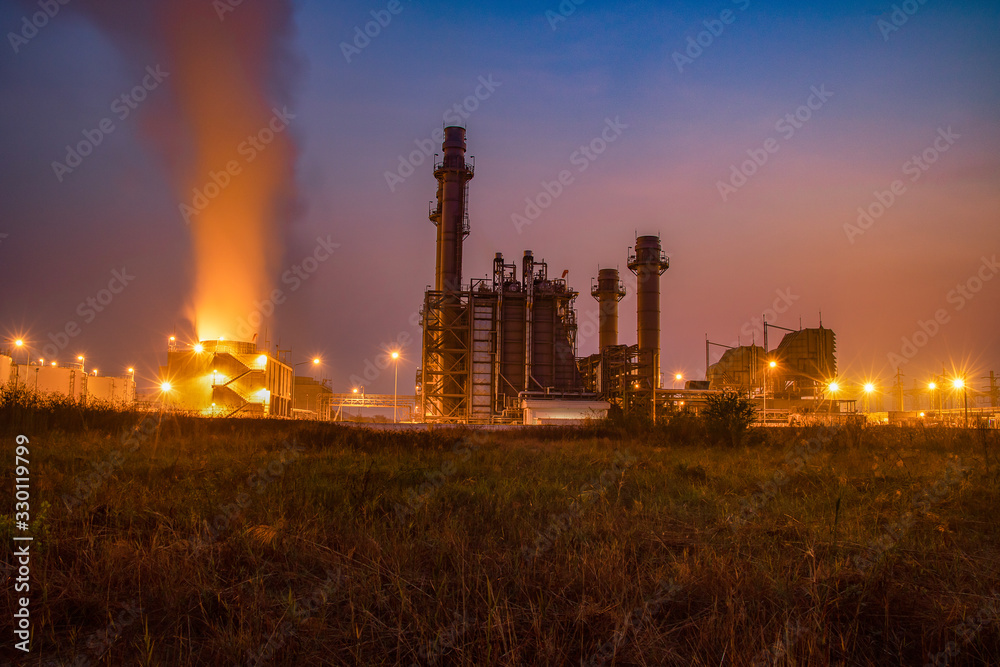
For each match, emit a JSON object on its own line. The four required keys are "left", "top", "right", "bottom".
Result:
{"left": 160, "top": 382, "right": 172, "bottom": 392}
{"left": 127, "top": 367, "right": 134, "bottom": 373}
{"left": 864, "top": 383, "right": 875, "bottom": 393}
{"left": 193, "top": 344, "right": 204, "bottom": 353}
{"left": 77, "top": 355, "right": 84, "bottom": 361}
{"left": 828, "top": 381, "right": 840, "bottom": 393}
{"left": 952, "top": 378, "right": 964, "bottom": 389}
{"left": 352, "top": 388, "right": 358, "bottom": 394}
{"left": 391, "top": 351, "right": 400, "bottom": 360}
{"left": 38, "top": 358, "right": 44, "bottom": 364}
{"left": 928, "top": 382, "right": 937, "bottom": 390}
{"left": 257, "top": 354, "right": 267, "bottom": 366}
{"left": 768, "top": 361, "right": 777, "bottom": 368}
{"left": 50, "top": 361, "right": 57, "bottom": 367}
{"left": 14, "top": 339, "right": 24, "bottom": 347}
{"left": 675, "top": 373, "right": 683, "bottom": 380}
{"left": 169, "top": 336, "right": 175, "bottom": 342}
{"left": 919, "top": 412, "right": 925, "bottom": 417}
{"left": 312, "top": 357, "right": 320, "bottom": 364}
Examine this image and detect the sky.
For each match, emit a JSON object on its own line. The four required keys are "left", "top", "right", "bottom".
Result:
{"left": 1, "top": 0, "right": 998, "bottom": 400}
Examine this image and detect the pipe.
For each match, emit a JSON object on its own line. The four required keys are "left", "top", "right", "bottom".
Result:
{"left": 627, "top": 235, "right": 669, "bottom": 389}
{"left": 591, "top": 268, "right": 626, "bottom": 351}
{"left": 430, "top": 126, "right": 474, "bottom": 292}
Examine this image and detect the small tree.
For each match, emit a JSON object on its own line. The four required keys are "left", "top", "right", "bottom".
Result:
{"left": 704, "top": 389, "right": 757, "bottom": 446}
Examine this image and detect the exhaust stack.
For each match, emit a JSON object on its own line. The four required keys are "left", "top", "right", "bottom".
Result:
{"left": 591, "top": 268, "right": 626, "bottom": 351}
{"left": 429, "top": 126, "right": 474, "bottom": 291}
{"left": 627, "top": 235, "right": 669, "bottom": 389}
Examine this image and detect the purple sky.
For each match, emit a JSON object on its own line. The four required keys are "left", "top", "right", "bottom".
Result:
{"left": 1, "top": 0, "right": 998, "bottom": 401}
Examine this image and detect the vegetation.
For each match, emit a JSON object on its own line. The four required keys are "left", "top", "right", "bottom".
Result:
{"left": 1, "top": 388, "right": 999, "bottom": 665}
{"left": 703, "top": 389, "right": 758, "bottom": 446}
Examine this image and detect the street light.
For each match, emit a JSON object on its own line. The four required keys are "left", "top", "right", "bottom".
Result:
{"left": 391, "top": 351, "right": 400, "bottom": 423}
{"left": 290, "top": 357, "right": 322, "bottom": 418}
{"left": 953, "top": 378, "right": 968, "bottom": 427}
{"left": 863, "top": 382, "right": 875, "bottom": 414}
{"left": 353, "top": 386, "right": 365, "bottom": 420}
{"left": 827, "top": 380, "right": 840, "bottom": 414}
{"left": 763, "top": 360, "right": 777, "bottom": 424}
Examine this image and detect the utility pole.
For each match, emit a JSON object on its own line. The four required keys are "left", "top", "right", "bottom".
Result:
{"left": 895, "top": 367, "right": 904, "bottom": 412}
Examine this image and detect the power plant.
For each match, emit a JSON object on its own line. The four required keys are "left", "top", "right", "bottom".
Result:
{"left": 418, "top": 126, "right": 676, "bottom": 424}
{"left": 4, "top": 124, "right": 997, "bottom": 427}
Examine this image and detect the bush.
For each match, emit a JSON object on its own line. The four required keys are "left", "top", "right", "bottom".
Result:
{"left": 703, "top": 389, "right": 757, "bottom": 446}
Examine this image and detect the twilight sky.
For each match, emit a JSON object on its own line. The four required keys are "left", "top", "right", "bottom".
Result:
{"left": 1, "top": 0, "right": 998, "bottom": 399}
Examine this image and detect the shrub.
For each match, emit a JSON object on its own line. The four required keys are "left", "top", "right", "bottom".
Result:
{"left": 703, "top": 389, "right": 757, "bottom": 446}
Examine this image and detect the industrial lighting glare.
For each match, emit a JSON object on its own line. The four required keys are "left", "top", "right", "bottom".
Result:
{"left": 160, "top": 381, "right": 172, "bottom": 392}
{"left": 127, "top": 367, "right": 134, "bottom": 373}
{"left": 675, "top": 373, "right": 683, "bottom": 380}
{"left": 919, "top": 412, "right": 926, "bottom": 417}
{"left": 828, "top": 381, "right": 840, "bottom": 393}
{"left": 51, "top": 361, "right": 57, "bottom": 367}
{"left": 391, "top": 351, "right": 400, "bottom": 360}
{"left": 312, "top": 357, "right": 320, "bottom": 364}
{"left": 863, "top": 383, "right": 875, "bottom": 393}
{"left": 928, "top": 382, "right": 937, "bottom": 390}
{"left": 193, "top": 343, "right": 204, "bottom": 353}
{"left": 768, "top": 361, "right": 777, "bottom": 368}
{"left": 952, "top": 378, "right": 964, "bottom": 389}
{"left": 15, "top": 339, "right": 24, "bottom": 347}
{"left": 352, "top": 388, "right": 358, "bottom": 394}
{"left": 257, "top": 354, "right": 267, "bottom": 366}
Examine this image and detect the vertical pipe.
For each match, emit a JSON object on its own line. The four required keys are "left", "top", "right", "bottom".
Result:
{"left": 591, "top": 268, "right": 626, "bottom": 352}
{"left": 431, "top": 126, "right": 474, "bottom": 292}
{"left": 627, "top": 235, "right": 669, "bottom": 390}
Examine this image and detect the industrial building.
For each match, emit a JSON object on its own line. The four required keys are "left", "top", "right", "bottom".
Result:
{"left": 159, "top": 339, "right": 292, "bottom": 417}
{"left": 416, "top": 126, "right": 677, "bottom": 424}
{"left": 0, "top": 355, "right": 135, "bottom": 405}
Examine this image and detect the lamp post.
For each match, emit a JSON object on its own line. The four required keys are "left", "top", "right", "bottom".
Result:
{"left": 863, "top": 382, "right": 875, "bottom": 415}
{"left": 391, "top": 351, "right": 400, "bottom": 423}
{"left": 674, "top": 373, "right": 683, "bottom": 389}
{"left": 77, "top": 355, "right": 85, "bottom": 373}
{"left": 353, "top": 387, "right": 365, "bottom": 420}
{"left": 291, "top": 358, "right": 321, "bottom": 418}
{"left": 827, "top": 380, "right": 840, "bottom": 414}
{"left": 953, "top": 378, "right": 968, "bottom": 427}
{"left": 764, "top": 360, "right": 776, "bottom": 425}
{"left": 128, "top": 367, "right": 135, "bottom": 404}
{"left": 12, "top": 339, "right": 26, "bottom": 387}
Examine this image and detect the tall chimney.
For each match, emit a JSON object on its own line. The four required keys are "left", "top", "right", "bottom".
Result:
{"left": 591, "top": 268, "right": 626, "bottom": 351}
{"left": 627, "top": 235, "right": 669, "bottom": 389}
{"left": 429, "top": 126, "right": 474, "bottom": 292}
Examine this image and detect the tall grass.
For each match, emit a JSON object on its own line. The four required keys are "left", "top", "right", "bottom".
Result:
{"left": 1, "top": 393, "right": 998, "bottom": 665}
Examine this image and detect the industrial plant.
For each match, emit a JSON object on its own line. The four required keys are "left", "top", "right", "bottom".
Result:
{"left": 2, "top": 125, "right": 997, "bottom": 427}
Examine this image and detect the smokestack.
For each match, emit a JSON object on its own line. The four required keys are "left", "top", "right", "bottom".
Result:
{"left": 429, "top": 126, "right": 474, "bottom": 292}
{"left": 591, "top": 268, "right": 626, "bottom": 351}
{"left": 627, "top": 235, "right": 669, "bottom": 389}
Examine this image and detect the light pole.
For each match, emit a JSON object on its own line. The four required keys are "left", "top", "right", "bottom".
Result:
{"left": 291, "top": 358, "right": 321, "bottom": 418}
{"left": 863, "top": 382, "right": 875, "bottom": 415}
{"left": 353, "top": 387, "right": 365, "bottom": 420}
{"left": 674, "top": 373, "right": 683, "bottom": 389}
{"left": 13, "top": 339, "right": 26, "bottom": 387}
{"left": 763, "top": 360, "right": 776, "bottom": 424}
{"left": 391, "top": 351, "right": 400, "bottom": 423}
{"left": 827, "top": 380, "right": 840, "bottom": 414}
{"left": 128, "top": 367, "right": 135, "bottom": 405}
{"left": 77, "top": 355, "right": 85, "bottom": 373}
{"left": 953, "top": 378, "right": 968, "bottom": 427}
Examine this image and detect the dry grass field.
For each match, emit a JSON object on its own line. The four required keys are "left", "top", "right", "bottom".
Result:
{"left": 1, "top": 389, "right": 998, "bottom": 665}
